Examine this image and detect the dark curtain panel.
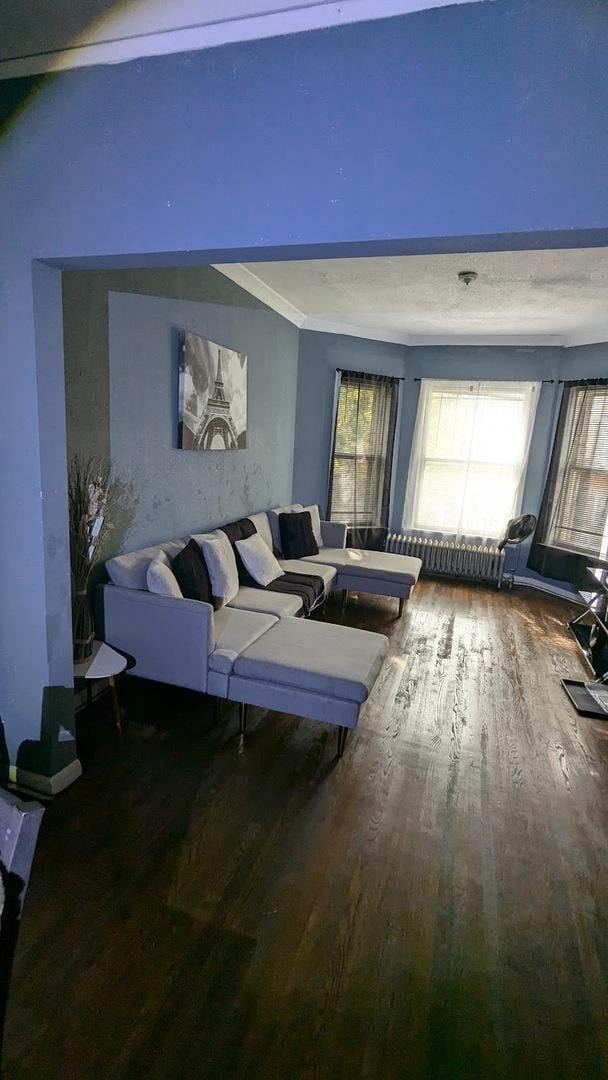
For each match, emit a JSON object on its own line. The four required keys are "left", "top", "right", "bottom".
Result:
{"left": 327, "top": 370, "right": 399, "bottom": 547}
{"left": 528, "top": 379, "right": 608, "bottom": 586}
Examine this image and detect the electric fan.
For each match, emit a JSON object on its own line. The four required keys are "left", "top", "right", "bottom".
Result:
{"left": 498, "top": 514, "right": 537, "bottom": 588}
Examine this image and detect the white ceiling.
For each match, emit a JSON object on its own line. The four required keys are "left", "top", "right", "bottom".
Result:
{"left": 0, "top": 0, "right": 484, "bottom": 80}
{"left": 214, "top": 248, "right": 608, "bottom": 347}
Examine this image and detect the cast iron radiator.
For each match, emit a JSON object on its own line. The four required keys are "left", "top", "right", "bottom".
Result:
{"left": 386, "top": 533, "right": 505, "bottom": 587}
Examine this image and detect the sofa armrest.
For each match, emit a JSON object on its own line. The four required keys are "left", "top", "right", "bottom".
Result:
{"left": 103, "top": 585, "right": 214, "bottom": 692}
{"left": 320, "top": 520, "right": 348, "bottom": 549}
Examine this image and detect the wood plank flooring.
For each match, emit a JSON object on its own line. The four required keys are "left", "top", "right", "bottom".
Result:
{"left": 5, "top": 581, "right": 608, "bottom": 1079}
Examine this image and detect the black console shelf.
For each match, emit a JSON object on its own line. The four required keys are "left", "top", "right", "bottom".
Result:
{"left": 568, "top": 620, "right": 597, "bottom": 675}
{"left": 562, "top": 566, "right": 608, "bottom": 718}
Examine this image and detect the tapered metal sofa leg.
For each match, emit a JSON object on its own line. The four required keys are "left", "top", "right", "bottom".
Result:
{"left": 336, "top": 725, "right": 348, "bottom": 758}
{"left": 398, "top": 597, "right": 405, "bottom": 618}
{"left": 239, "top": 701, "right": 248, "bottom": 736}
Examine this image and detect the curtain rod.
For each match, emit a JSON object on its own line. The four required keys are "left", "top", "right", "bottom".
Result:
{"left": 411, "top": 378, "right": 556, "bottom": 384}
{"left": 336, "top": 368, "right": 404, "bottom": 380}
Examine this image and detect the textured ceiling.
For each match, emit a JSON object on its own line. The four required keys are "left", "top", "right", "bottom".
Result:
{"left": 214, "top": 249, "right": 608, "bottom": 347}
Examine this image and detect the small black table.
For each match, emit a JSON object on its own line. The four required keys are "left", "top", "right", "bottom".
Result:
{"left": 562, "top": 567, "right": 608, "bottom": 717}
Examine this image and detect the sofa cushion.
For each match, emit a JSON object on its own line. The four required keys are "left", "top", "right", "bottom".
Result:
{"left": 220, "top": 517, "right": 257, "bottom": 581}
{"left": 268, "top": 503, "right": 303, "bottom": 555}
{"left": 227, "top": 586, "right": 302, "bottom": 618}
{"left": 107, "top": 539, "right": 185, "bottom": 591}
{"left": 146, "top": 551, "right": 183, "bottom": 599}
{"left": 279, "top": 510, "right": 319, "bottom": 560}
{"left": 234, "top": 618, "right": 388, "bottom": 704}
{"left": 201, "top": 533, "right": 240, "bottom": 607}
{"left": 305, "top": 548, "right": 422, "bottom": 587}
{"left": 235, "top": 533, "right": 284, "bottom": 587}
{"left": 172, "top": 538, "right": 214, "bottom": 605}
{"left": 278, "top": 559, "right": 337, "bottom": 591}
{"left": 209, "top": 608, "right": 278, "bottom": 675}
{"left": 302, "top": 504, "right": 324, "bottom": 548}
{"left": 248, "top": 512, "right": 274, "bottom": 553}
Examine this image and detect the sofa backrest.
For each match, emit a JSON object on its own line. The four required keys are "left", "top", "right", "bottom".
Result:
{"left": 248, "top": 512, "right": 274, "bottom": 553}
{"left": 105, "top": 503, "right": 318, "bottom": 591}
{"left": 106, "top": 538, "right": 186, "bottom": 591}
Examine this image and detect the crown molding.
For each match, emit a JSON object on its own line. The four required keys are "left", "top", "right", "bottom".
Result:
{"left": 301, "top": 320, "right": 568, "bottom": 346}
{"left": 0, "top": 0, "right": 483, "bottom": 81}
{"left": 301, "top": 316, "right": 411, "bottom": 345}
{"left": 405, "top": 331, "right": 565, "bottom": 347}
{"left": 213, "top": 263, "right": 307, "bottom": 326}
{"left": 562, "top": 327, "right": 608, "bottom": 348}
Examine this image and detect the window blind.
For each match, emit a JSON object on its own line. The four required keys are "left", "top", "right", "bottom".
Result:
{"left": 404, "top": 380, "right": 540, "bottom": 539}
{"left": 545, "top": 383, "right": 608, "bottom": 560}
{"left": 327, "top": 370, "right": 399, "bottom": 528}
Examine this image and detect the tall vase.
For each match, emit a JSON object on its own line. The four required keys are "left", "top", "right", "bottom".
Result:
{"left": 73, "top": 589, "right": 95, "bottom": 662}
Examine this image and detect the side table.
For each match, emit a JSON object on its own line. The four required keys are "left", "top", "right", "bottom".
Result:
{"left": 74, "top": 641, "right": 128, "bottom": 733}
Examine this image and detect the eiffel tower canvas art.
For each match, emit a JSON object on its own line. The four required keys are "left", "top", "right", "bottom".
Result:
{"left": 178, "top": 330, "right": 247, "bottom": 451}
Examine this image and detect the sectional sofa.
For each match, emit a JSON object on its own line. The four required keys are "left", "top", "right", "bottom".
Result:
{"left": 103, "top": 504, "right": 421, "bottom": 756}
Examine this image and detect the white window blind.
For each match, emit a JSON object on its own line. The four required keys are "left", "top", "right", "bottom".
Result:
{"left": 546, "top": 384, "right": 608, "bottom": 560}
{"left": 404, "top": 379, "right": 540, "bottom": 539}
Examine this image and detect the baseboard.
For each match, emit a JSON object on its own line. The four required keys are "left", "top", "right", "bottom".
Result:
{"left": 7, "top": 757, "right": 83, "bottom": 796}
{"left": 512, "top": 575, "right": 584, "bottom": 605}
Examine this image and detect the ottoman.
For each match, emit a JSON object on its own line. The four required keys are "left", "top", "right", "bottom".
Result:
{"left": 225, "top": 616, "right": 388, "bottom": 756}
{"left": 305, "top": 548, "right": 422, "bottom": 614}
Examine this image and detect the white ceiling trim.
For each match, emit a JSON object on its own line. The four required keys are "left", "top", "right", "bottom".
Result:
{"left": 214, "top": 263, "right": 307, "bottom": 326}
{"left": 0, "top": 0, "right": 485, "bottom": 81}
{"left": 406, "top": 331, "right": 566, "bottom": 347}
{"left": 302, "top": 319, "right": 567, "bottom": 347}
{"left": 301, "top": 316, "right": 412, "bottom": 345}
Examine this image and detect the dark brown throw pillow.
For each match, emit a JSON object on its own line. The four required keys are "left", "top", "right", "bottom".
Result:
{"left": 279, "top": 511, "right": 319, "bottom": 560}
{"left": 172, "top": 539, "right": 215, "bottom": 606}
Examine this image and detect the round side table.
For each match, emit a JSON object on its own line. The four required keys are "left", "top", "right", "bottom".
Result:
{"left": 74, "top": 642, "right": 128, "bottom": 733}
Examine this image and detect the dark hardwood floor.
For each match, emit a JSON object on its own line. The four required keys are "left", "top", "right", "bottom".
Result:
{"left": 5, "top": 582, "right": 608, "bottom": 1079}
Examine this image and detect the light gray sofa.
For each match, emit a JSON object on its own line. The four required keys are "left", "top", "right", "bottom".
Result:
{"left": 102, "top": 504, "right": 420, "bottom": 755}
{"left": 103, "top": 584, "right": 387, "bottom": 756}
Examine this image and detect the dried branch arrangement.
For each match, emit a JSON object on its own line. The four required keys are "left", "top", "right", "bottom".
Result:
{"left": 68, "top": 456, "right": 122, "bottom": 662}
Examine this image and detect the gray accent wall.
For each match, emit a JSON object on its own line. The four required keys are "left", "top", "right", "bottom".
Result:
{"left": 63, "top": 266, "right": 299, "bottom": 555}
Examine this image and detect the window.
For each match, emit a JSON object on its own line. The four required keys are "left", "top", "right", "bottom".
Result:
{"left": 327, "top": 370, "right": 399, "bottom": 527}
{"left": 544, "top": 383, "right": 608, "bottom": 561}
{"left": 404, "top": 380, "right": 540, "bottom": 539}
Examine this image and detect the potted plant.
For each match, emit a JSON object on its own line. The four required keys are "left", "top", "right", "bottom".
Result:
{"left": 68, "top": 456, "right": 122, "bottom": 663}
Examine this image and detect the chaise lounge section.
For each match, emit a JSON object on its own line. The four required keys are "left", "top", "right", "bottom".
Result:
{"left": 104, "top": 587, "right": 388, "bottom": 755}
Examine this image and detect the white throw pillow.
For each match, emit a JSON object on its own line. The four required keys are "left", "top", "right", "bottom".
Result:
{"left": 235, "top": 533, "right": 285, "bottom": 587}
{"left": 201, "top": 533, "right": 239, "bottom": 607}
{"left": 302, "top": 504, "right": 323, "bottom": 548}
{"left": 146, "top": 551, "right": 183, "bottom": 598}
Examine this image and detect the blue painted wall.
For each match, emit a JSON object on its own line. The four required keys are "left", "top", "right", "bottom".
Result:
{"left": 108, "top": 291, "right": 299, "bottom": 551}
{"left": 561, "top": 342, "right": 608, "bottom": 380}
{"left": 293, "top": 334, "right": 563, "bottom": 531}
{"left": 1, "top": 0, "right": 608, "bottom": 777}
{"left": 293, "top": 334, "right": 608, "bottom": 591}
{"left": 293, "top": 331, "right": 410, "bottom": 528}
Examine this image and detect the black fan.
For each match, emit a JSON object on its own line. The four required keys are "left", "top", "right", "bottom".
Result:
{"left": 498, "top": 514, "right": 537, "bottom": 587}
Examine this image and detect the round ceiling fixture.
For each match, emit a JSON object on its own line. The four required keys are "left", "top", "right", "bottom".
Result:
{"left": 458, "top": 270, "right": 478, "bottom": 286}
